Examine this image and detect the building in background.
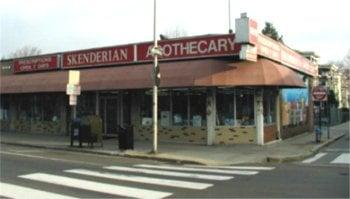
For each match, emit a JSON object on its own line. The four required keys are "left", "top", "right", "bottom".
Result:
{"left": 0, "top": 14, "right": 318, "bottom": 145}
{"left": 318, "top": 64, "right": 348, "bottom": 108}
{"left": 340, "top": 68, "right": 350, "bottom": 108}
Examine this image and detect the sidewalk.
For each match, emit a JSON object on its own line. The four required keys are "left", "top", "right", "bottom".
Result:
{"left": 1, "top": 122, "right": 348, "bottom": 165}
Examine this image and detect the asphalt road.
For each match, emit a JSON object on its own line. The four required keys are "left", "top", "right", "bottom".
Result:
{"left": 0, "top": 135, "right": 349, "bottom": 198}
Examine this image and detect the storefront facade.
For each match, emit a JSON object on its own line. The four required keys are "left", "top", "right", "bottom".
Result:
{"left": 0, "top": 14, "right": 317, "bottom": 145}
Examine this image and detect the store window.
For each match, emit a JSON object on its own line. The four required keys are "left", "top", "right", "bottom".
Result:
{"left": 189, "top": 89, "right": 206, "bottom": 127}
{"left": 0, "top": 95, "right": 9, "bottom": 121}
{"left": 140, "top": 88, "right": 207, "bottom": 127}
{"left": 123, "top": 92, "right": 131, "bottom": 126}
{"left": 216, "top": 89, "right": 235, "bottom": 126}
{"left": 77, "top": 92, "right": 96, "bottom": 117}
{"left": 42, "top": 94, "right": 61, "bottom": 122}
{"left": 172, "top": 89, "right": 188, "bottom": 126}
{"left": 140, "top": 90, "right": 152, "bottom": 126}
{"left": 236, "top": 89, "right": 255, "bottom": 126}
{"left": 159, "top": 90, "right": 171, "bottom": 127}
{"left": 263, "top": 90, "right": 276, "bottom": 124}
{"left": 16, "top": 94, "right": 32, "bottom": 121}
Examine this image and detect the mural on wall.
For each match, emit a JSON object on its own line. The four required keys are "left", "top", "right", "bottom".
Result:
{"left": 282, "top": 77, "right": 309, "bottom": 126}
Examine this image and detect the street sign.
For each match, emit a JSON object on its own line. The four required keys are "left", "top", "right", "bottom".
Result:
{"left": 66, "top": 84, "right": 81, "bottom": 95}
{"left": 68, "top": 70, "right": 80, "bottom": 84}
{"left": 69, "top": 95, "right": 77, "bottom": 105}
{"left": 312, "top": 86, "right": 328, "bottom": 101}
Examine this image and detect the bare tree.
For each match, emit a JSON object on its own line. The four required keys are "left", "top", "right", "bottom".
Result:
{"left": 160, "top": 27, "right": 188, "bottom": 39}
{"left": 343, "top": 49, "right": 350, "bottom": 69}
{"left": 7, "top": 46, "right": 42, "bottom": 59}
{"left": 327, "top": 49, "right": 350, "bottom": 69}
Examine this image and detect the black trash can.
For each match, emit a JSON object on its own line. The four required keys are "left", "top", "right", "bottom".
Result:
{"left": 118, "top": 125, "right": 133, "bottom": 150}
{"left": 70, "top": 119, "right": 81, "bottom": 147}
{"left": 118, "top": 126, "right": 127, "bottom": 150}
{"left": 80, "top": 123, "right": 91, "bottom": 146}
{"left": 126, "top": 125, "right": 134, "bottom": 150}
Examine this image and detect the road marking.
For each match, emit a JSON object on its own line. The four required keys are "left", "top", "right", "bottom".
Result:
{"left": 302, "top": 153, "right": 327, "bottom": 163}
{"left": 19, "top": 173, "right": 172, "bottom": 199}
{"left": 65, "top": 169, "right": 212, "bottom": 190}
{"left": 325, "top": 149, "right": 350, "bottom": 153}
{"left": 0, "top": 151, "right": 101, "bottom": 167}
{"left": 185, "top": 165, "right": 275, "bottom": 170}
{"left": 0, "top": 182, "right": 77, "bottom": 199}
{"left": 331, "top": 153, "right": 350, "bottom": 164}
{"left": 104, "top": 166, "right": 233, "bottom": 180}
{"left": 135, "top": 164, "right": 259, "bottom": 175}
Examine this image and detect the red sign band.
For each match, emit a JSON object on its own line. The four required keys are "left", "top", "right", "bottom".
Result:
{"left": 13, "top": 55, "right": 59, "bottom": 73}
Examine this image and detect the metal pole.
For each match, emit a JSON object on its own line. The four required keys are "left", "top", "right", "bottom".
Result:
{"left": 327, "top": 100, "right": 330, "bottom": 139}
{"left": 319, "top": 102, "right": 322, "bottom": 137}
{"left": 152, "top": 0, "right": 158, "bottom": 153}
{"left": 73, "top": 105, "right": 77, "bottom": 120}
{"left": 70, "top": 105, "right": 76, "bottom": 147}
{"left": 228, "top": 0, "right": 232, "bottom": 32}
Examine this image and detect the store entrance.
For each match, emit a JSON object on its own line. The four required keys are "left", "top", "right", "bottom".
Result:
{"left": 100, "top": 97, "right": 121, "bottom": 136}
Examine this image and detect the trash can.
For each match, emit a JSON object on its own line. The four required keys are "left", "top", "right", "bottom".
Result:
{"left": 126, "top": 125, "right": 134, "bottom": 150}
{"left": 80, "top": 123, "right": 91, "bottom": 146}
{"left": 118, "top": 126, "right": 127, "bottom": 150}
{"left": 70, "top": 119, "right": 81, "bottom": 147}
{"left": 118, "top": 125, "right": 133, "bottom": 150}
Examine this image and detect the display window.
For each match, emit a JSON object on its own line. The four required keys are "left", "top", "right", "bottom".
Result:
{"left": 216, "top": 88, "right": 255, "bottom": 126}
{"left": 263, "top": 90, "right": 277, "bottom": 124}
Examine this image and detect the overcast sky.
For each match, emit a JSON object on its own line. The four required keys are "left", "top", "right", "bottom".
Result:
{"left": 1, "top": 0, "right": 349, "bottom": 63}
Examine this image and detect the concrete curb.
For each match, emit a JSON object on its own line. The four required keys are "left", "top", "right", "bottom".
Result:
{"left": 122, "top": 152, "right": 206, "bottom": 165}
{"left": 266, "top": 133, "right": 346, "bottom": 163}
{"left": 0, "top": 141, "right": 205, "bottom": 165}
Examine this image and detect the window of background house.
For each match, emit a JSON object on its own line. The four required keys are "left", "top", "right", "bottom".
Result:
{"left": 172, "top": 89, "right": 188, "bottom": 126}
{"left": 236, "top": 89, "right": 255, "bottom": 126}
{"left": 189, "top": 89, "right": 206, "bottom": 127}
{"left": 263, "top": 90, "right": 276, "bottom": 124}
{"left": 216, "top": 88, "right": 235, "bottom": 126}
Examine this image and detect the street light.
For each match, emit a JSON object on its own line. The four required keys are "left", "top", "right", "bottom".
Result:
{"left": 150, "top": 0, "right": 162, "bottom": 154}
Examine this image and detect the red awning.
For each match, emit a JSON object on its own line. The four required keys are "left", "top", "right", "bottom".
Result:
{"left": 0, "top": 58, "right": 304, "bottom": 94}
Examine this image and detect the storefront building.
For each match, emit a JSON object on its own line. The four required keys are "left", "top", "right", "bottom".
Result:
{"left": 0, "top": 14, "right": 318, "bottom": 145}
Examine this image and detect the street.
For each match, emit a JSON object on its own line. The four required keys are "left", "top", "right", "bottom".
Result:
{"left": 0, "top": 133, "right": 349, "bottom": 198}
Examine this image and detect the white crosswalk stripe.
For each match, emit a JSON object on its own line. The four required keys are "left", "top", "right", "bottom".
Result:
{"left": 9, "top": 163, "right": 274, "bottom": 198}
{"left": 0, "top": 182, "right": 78, "bottom": 199}
{"left": 331, "top": 153, "right": 350, "bottom": 164}
{"left": 104, "top": 166, "right": 234, "bottom": 180}
{"left": 19, "top": 173, "right": 172, "bottom": 199}
{"left": 65, "top": 168, "right": 213, "bottom": 190}
{"left": 135, "top": 164, "right": 259, "bottom": 175}
{"left": 302, "top": 153, "right": 327, "bottom": 163}
{"left": 185, "top": 165, "right": 275, "bottom": 170}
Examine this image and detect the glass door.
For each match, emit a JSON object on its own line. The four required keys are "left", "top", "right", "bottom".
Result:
{"left": 100, "top": 97, "right": 119, "bottom": 136}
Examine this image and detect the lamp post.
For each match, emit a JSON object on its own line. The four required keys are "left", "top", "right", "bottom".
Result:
{"left": 151, "top": 0, "right": 162, "bottom": 153}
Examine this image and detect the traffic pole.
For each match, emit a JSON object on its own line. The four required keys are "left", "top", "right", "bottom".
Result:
{"left": 152, "top": 0, "right": 158, "bottom": 154}
{"left": 327, "top": 100, "right": 330, "bottom": 139}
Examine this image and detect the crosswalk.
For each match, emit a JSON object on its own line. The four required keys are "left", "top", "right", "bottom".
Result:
{"left": 301, "top": 152, "right": 350, "bottom": 164}
{"left": 0, "top": 164, "right": 275, "bottom": 199}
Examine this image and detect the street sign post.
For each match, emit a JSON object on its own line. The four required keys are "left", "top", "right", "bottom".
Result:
{"left": 312, "top": 86, "right": 329, "bottom": 140}
{"left": 67, "top": 70, "right": 81, "bottom": 146}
